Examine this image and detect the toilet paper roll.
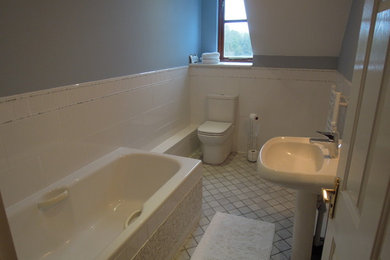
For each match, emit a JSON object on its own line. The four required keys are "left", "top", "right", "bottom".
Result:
{"left": 249, "top": 113, "right": 259, "bottom": 120}
{"left": 247, "top": 149, "right": 258, "bottom": 162}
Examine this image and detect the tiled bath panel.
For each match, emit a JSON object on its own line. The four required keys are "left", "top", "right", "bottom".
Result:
{"left": 130, "top": 180, "right": 202, "bottom": 260}
{"left": 175, "top": 152, "right": 296, "bottom": 260}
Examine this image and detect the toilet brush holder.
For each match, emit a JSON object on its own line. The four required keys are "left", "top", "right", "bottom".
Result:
{"left": 247, "top": 149, "right": 259, "bottom": 162}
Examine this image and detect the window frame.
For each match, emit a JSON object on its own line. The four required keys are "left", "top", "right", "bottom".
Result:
{"left": 218, "top": 0, "right": 253, "bottom": 62}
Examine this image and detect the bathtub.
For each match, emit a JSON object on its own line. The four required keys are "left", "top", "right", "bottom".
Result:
{"left": 5, "top": 147, "right": 202, "bottom": 260}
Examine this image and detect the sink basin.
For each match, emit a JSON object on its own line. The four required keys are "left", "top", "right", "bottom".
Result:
{"left": 257, "top": 136, "right": 339, "bottom": 193}
{"left": 257, "top": 136, "right": 340, "bottom": 259}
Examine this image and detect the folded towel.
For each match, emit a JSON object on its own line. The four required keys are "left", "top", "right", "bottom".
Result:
{"left": 202, "top": 52, "right": 220, "bottom": 59}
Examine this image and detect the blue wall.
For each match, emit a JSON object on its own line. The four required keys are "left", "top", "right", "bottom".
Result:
{"left": 201, "top": 0, "right": 218, "bottom": 54}
{"left": 0, "top": 0, "right": 202, "bottom": 97}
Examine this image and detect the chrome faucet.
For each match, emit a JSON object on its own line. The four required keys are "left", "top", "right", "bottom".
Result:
{"left": 310, "top": 131, "right": 339, "bottom": 158}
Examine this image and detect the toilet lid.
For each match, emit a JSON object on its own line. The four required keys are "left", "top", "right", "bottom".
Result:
{"left": 198, "top": 121, "right": 232, "bottom": 135}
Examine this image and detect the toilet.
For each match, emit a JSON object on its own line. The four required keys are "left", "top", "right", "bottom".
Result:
{"left": 197, "top": 94, "right": 238, "bottom": 164}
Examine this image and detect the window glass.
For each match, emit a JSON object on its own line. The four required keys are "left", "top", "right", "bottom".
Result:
{"left": 225, "top": 0, "right": 247, "bottom": 20}
{"left": 224, "top": 22, "right": 252, "bottom": 58}
{"left": 219, "top": 0, "right": 253, "bottom": 61}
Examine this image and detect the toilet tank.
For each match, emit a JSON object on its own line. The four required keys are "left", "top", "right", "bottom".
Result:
{"left": 207, "top": 94, "right": 238, "bottom": 122}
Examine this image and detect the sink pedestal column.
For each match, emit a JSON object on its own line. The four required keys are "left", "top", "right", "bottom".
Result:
{"left": 291, "top": 191, "right": 317, "bottom": 260}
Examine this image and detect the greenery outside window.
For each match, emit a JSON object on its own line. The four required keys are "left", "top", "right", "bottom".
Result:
{"left": 218, "top": 0, "right": 253, "bottom": 61}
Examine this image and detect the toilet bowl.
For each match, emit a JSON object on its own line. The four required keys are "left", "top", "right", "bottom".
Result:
{"left": 197, "top": 94, "right": 238, "bottom": 165}
{"left": 198, "top": 121, "right": 234, "bottom": 164}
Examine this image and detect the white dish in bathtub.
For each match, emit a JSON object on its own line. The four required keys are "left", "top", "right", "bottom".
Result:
{"left": 5, "top": 147, "right": 202, "bottom": 260}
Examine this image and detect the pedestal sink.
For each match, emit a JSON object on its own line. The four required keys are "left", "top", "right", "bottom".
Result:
{"left": 257, "top": 136, "right": 339, "bottom": 260}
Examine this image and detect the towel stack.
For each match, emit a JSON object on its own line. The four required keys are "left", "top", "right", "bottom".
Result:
{"left": 202, "top": 52, "right": 220, "bottom": 64}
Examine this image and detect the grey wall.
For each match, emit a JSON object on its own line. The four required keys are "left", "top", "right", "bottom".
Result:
{"left": 246, "top": 0, "right": 352, "bottom": 69}
{"left": 337, "top": 0, "right": 365, "bottom": 81}
{"left": 0, "top": 0, "right": 201, "bottom": 97}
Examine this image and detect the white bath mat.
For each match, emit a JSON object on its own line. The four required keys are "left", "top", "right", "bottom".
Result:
{"left": 191, "top": 212, "right": 275, "bottom": 260}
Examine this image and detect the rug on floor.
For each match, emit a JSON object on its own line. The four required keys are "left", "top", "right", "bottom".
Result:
{"left": 191, "top": 212, "right": 275, "bottom": 260}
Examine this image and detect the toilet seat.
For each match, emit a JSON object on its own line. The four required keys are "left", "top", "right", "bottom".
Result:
{"left": 198, "top": 121, "right": 232, "bottom": 136}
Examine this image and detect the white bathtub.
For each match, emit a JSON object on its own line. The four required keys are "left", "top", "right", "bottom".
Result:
{"left": 6, "top": 147, "right": 202, "bottom": 260}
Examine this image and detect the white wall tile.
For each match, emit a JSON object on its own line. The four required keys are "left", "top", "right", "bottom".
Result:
{"left": 121, "top": 115, "right": 154, "bottom": 149}
{"left": 189, "top": 67, "right": 338, "bottom": 153}
{"left": 116, "top": 78, "right": 132, "bottom": 92}
{"left": 0, "top": 156, "right": 45, "bottom": 207}
{"left": 28, "top": 91, "right": 69, "bottom": 114}
{"left": 129, "top": 86, "right": 155, "bottom": 115}
{"left": 81, "top": 127, "right": 122, "bottom": 165}
{"left": 39, "top": 141, "right": 89, "bottom": 185}
{"left": 128, "top": 75, "right": 148, "bottom": 89}
{"left": 0, "top": 111, "right": 62, "bottom": 166}
{"left": 0, "top": 101, "right": 14, "bottom": 124}
{"left": 0, "top": 66, "right": 191, "bottom": 207}
{"left": 68, "top": 85, "right": 96, "bottom": 104}
{"left": 12, "top": 98, "right": 31, "bottom": 119}
{"left": 82, "top": 97, "right": 123, "bottom": 136}
{"left": 67, "top": 81, "right": 116, "bottom": 105}
{"left": 285, "top": 69, "right": 338, "bottom": 81}
{"left": 58, "top": 102, "right": 90, "bottom": 141}
{"left": 0, "top": 135, "right": 8, "bottom": 171}
{"left": 151, "top": 82, "right": 173, "bottom": 107}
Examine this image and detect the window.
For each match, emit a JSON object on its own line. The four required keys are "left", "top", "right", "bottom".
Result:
{"left": 218, "top": 0, "right": 253, "bottom": 61}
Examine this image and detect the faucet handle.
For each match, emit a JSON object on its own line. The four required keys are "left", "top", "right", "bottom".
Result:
{"left": 316, "top": 131, "right": 338, "bottom": 141}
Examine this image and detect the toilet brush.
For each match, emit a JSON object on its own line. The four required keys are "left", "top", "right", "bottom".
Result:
{"left": 247, "top": 113, "right": 259, "bottom": 162}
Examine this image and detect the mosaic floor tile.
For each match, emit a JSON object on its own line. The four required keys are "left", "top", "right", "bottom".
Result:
{"left": 173, "top": 152, "right": 296, "bottom": 260}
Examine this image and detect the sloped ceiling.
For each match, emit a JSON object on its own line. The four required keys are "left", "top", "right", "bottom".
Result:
{"left": 245, "top": 0, "right": 353, "bottom": 57}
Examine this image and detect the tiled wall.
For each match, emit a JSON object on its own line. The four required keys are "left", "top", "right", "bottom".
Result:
{"left": 189, "top": 66, "right": 351, "bottom": 152}
{"left": 0, "top": 67, "right": 190, "bottom": 207}
{"left": 0, "top": 64, "right": 352, "bottom": 208}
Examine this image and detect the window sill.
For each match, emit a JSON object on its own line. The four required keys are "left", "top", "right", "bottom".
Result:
{"left": 189, "top": 62, "right": 253, "bottom": 68}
